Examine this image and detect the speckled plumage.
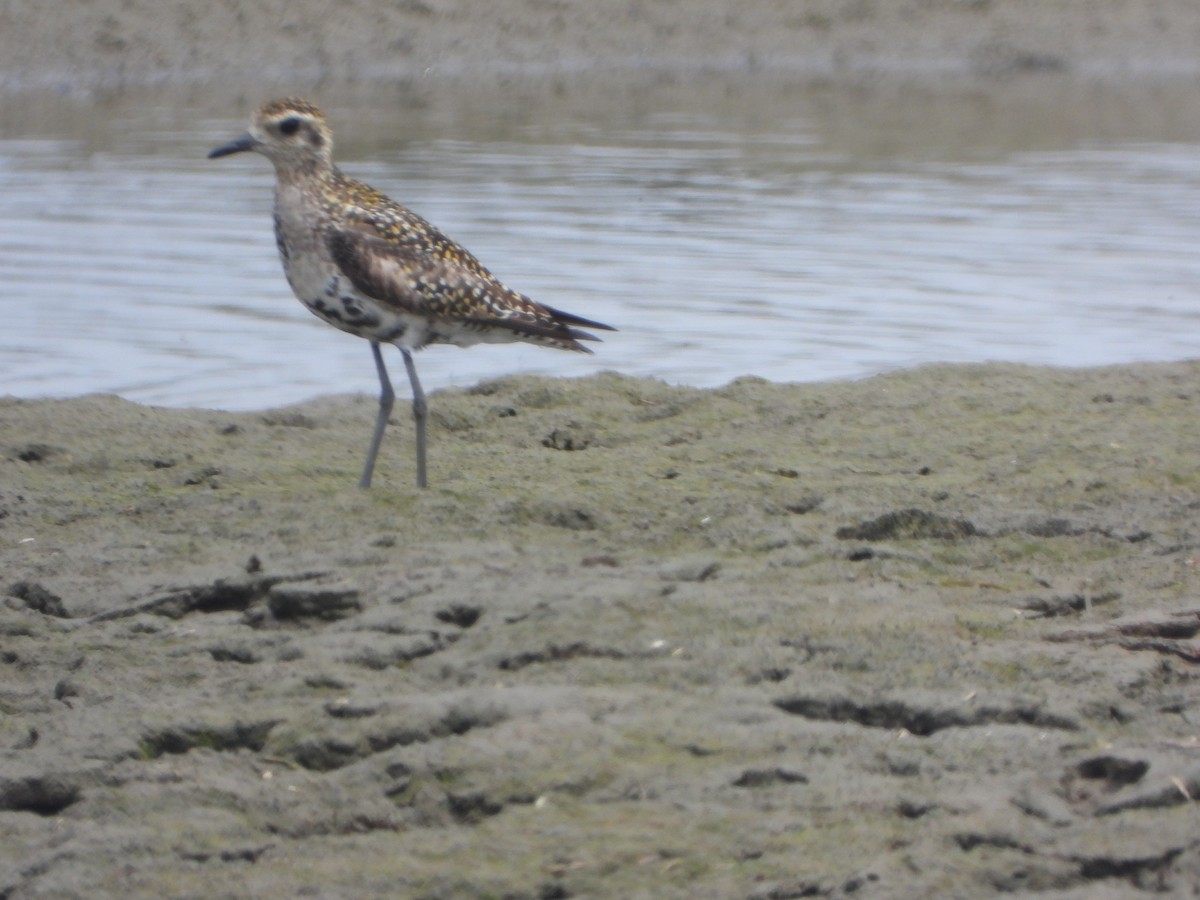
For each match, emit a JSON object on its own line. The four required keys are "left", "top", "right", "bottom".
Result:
{"left": 209, "top": 97, "right": 615, "bottom": 488}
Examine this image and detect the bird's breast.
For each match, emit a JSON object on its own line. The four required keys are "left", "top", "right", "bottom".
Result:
{"left": 271, "top": 184, "right": 432, "bottom": 347}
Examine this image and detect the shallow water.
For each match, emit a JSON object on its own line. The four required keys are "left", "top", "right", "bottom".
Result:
{"left": 3, "top": 78, "right": 1200, "bottom": 410}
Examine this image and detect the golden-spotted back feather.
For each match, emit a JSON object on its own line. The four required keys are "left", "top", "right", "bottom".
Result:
{"left": 328, "top": 226, "right": 610, "bottom": 351}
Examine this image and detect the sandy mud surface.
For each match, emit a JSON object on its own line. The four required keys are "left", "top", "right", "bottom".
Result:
{"left": 4, "top": 0, "right": 1200, "bottom": 93}
{"left": 3, "top": 362, "right": 1200, "bottom": 897}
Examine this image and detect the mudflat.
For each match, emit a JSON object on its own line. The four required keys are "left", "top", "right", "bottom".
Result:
{"left": 4, "top": 361, "right": 1200, "bottom": 897}
{"left": 3, "top": 0, "right": 1200, "bottom": 90}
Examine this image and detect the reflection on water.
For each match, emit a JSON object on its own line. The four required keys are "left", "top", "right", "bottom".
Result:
{"left": 2, "top": 78, "right": 1199, "bottom": 410}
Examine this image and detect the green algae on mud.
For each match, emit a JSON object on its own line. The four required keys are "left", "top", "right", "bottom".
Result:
{"left": 3, "top": 361, "right": 1200, "bottom": 897}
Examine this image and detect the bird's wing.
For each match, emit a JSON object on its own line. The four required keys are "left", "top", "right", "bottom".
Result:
{"left": 327, "top": 226, "right": 614, "bottom": 350}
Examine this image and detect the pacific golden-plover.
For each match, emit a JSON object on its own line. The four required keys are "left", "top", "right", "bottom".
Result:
{"left": 208, "top": 98, "right": 615, "bottom": 489}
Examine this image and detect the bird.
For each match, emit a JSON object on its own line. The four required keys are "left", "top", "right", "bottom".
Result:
{"left": 207, "top": 98, "right": 615, "bottom": 489}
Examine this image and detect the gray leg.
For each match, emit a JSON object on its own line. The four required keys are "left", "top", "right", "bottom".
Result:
{"left": 359, "top": 341, "right": 394, "bottom": 489}
{"left": 400, "top": 348, "right": 428, "bottom": 489}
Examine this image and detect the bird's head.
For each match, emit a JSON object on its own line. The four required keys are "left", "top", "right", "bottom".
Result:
{"left": 208, "top": 98, "right": 333, "bottom": 174}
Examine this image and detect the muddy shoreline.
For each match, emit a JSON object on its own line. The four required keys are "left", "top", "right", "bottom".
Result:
{"left": 4, "top": 0, "right": 1200, "bottom": 95}
{"left": 4, "top": 361, "right": 1200, "bottom": 897}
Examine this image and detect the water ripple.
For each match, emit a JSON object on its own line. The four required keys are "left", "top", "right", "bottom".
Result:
{"left": 2, "top": 95, "right": 1199, "bottom": 410}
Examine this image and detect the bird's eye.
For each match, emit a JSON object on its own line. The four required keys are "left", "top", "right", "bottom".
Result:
{"left": 278, "top": 117, "right": 301, "bottom": 136}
